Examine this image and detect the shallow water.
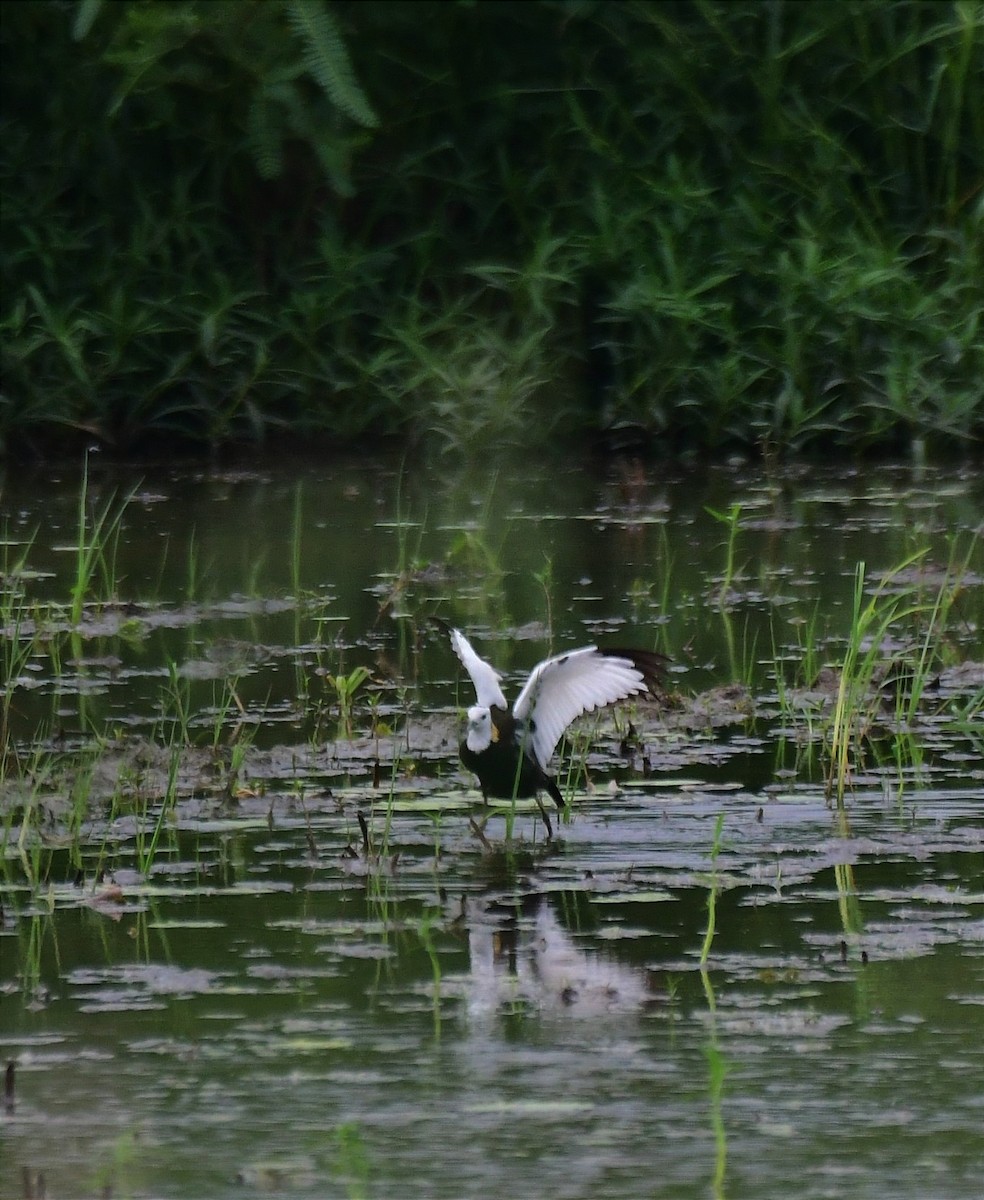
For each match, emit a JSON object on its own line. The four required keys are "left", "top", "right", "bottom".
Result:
{"left": 2, "top": 453, "right": 983, "bottom": 1198}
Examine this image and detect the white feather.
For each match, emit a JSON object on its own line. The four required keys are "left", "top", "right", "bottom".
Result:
{"left": 465, "top": 706, "right": 493, "bottom": 753}
{"left": 450, "top": 627, "right": 508, "bottom": 710}
{"left": 512, "top": 647, "right": 649, "bottom": 769}
{"left": 449, "top": 628, "right": 651, "bottom": 772}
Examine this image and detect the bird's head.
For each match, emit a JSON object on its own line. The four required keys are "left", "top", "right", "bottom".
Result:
{"left": 465, "top": 705, "right": 495, "bottom": 752}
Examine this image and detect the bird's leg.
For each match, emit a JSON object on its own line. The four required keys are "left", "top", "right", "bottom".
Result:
{"left": 469, "top": 789, "right": 494, "bottom": 850}
{"left": 469, "top": 816, "right": 494, "bottom": 850}
{"left": 534, "top": 794, "right": 554, "bottom": 841}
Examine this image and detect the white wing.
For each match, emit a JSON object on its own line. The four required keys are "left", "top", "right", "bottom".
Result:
{"left": 449, "top": 627, "right": 508, "bottom": 710}
{"left": 512, "top": 647, "right": 650, "bottom": 768}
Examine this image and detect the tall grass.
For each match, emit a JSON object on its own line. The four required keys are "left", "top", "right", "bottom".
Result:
{"left": 826, "top": 544, "right": 976, "bottom": 808}
{"left": 70, "top": 454, "right": 137, "bottom": 626}
{"left": 2, "top": 1, "right": 980, "bottom": 458}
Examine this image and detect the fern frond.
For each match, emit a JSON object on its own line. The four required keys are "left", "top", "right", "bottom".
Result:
{"left": 278, "top": 82, "right": 356, "bottom": 195}
{"left": 247, "top": 92, "right": 285, "bottom": 180}
{"left": 287, "top": 0, "right": 378, "bottom": 129}
{"left": 73, "top": 0, "right": 104, "bottom": 41}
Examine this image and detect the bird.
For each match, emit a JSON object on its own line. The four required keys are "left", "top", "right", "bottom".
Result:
{"left": 444, "top": 625, "right": 664, "bottom": 836}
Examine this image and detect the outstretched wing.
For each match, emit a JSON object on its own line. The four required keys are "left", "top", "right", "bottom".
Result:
{"left": 449, "top": 627, "right": 508, "bottom": 710}
{"left": 512, "top": 646, "right": 661, "bottom": 769}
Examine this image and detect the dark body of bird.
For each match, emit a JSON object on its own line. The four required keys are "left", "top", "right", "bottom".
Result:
{"left": 458, "top": 708, "right": 565, "bottom": 807}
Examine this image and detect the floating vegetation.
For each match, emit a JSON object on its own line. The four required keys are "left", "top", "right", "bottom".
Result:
{"left": 1, "top": 456, "right": 982, "bottom": 1198}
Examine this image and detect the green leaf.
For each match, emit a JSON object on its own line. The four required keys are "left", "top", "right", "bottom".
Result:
{"left": 287, "top": 0, "right": 378, "bottom": 129}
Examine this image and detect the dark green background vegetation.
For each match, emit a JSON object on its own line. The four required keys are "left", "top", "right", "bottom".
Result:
{"left": 1, "top": 0, "right": 981, "bottom": 459}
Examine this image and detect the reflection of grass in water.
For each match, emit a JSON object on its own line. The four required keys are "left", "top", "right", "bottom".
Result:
{"left": 89, "top": 1129, "right": 140, "bottom": 1200}
{"left": 415, "top": 910, "right": 443, "bottom": 1039}
{"left": 704, "top": 1038, "right": 730, "bottom": 1200}
{"left": 694, "top": 820, "right": 732, "bottom": 1199}
{"left": 834, "top": 860, "right": 864, "bottom": 942}
{"left": 373, "top": 464, "right": 430, "bottom": 629}
{"left": 334, "top": 1121, "right": 371, "bottom": 1200}
{"left": 700, "top": 813, "right": 726, "bottom": 970}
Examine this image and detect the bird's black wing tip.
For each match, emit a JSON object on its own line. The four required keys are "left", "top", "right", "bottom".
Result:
{"left": 602, "top": 646, "right": 670, "bottom": 695}
{"left": 545, "top": 777, "right": 566, "bottom": 809}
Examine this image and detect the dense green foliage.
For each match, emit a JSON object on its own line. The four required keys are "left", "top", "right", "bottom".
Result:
{"left": 1, "top": 0, "right": 982, "bottom": 458}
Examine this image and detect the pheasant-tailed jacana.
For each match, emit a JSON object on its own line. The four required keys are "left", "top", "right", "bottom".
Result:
{"left": 446, "top": 626, "right": 664, "bottom": 836}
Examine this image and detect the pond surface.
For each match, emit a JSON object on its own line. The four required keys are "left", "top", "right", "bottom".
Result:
{"left": 2, "top": 452, "right": 983, "bottom": 1199}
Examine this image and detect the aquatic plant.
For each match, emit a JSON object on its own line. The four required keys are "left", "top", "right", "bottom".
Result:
{"left": 534, "top": 554, "right": 556, "bottom": 652}
{"left": 7, "top": 751, "right": 58, "bottom": 887}
{"left": 0, "top": 591, "right": 38, "bottom": 775}
{"left": 69, "top": 455, "right": 138, "bottom": 627}
{"left": 825, "top": 548, "right": 969, "bottom": 806}
{"left": 326, "top": 665, "right": 373, "bottom": 739}
{"left": 133, "top": 746, "right": 180, "bottom": 875}
{"left": 160, "top": 660, "right": 193, "bottom": 746}
{"left": 706, "top": 503, "right": 743, "bottom": 609}
{"left": 18, "top": 908, "right": 57, "bottom": 1003}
